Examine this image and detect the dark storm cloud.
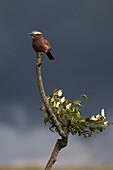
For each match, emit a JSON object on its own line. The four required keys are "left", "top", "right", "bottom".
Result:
{"left": 0, "top": 0, "right": 113, "bottom": 126}
{"left": 0, "top": 101, "right": 43, "bottom": 131}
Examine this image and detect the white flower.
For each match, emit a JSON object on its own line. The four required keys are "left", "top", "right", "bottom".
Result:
{"left": 51, "top": 97, "right": 54, "bottom": 102}
{"left": 104, "top": 121, "right": 108, "bottom": 126}
{"left": 90, "top": 115, "right": 97, "bottom": 121}
{"left": 101, "top": 109, "right": 106, "bottom": 119}
{"left": 53, "top": 101, "right": 56, "bottom": 107}
{"left": 66, "top": 103, "right": 72, "bottom": 110}
{"left": 96, "top": 114, "right": 100, "bottom": 119}
{"left": 61, "top": 97, "right": 65, "bottom": 103}
{"left": 58, "top": 90, "right": 62, "bottom": 97}
{"left": 56, "top": 102, "right": 60, "bottom": 108}
{"left": 101, "top": 109, "right": 105, "bottom": 116}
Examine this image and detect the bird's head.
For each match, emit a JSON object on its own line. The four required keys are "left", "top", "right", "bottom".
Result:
{"left": 29, "top": 30, "right": 42, "bottom": 39}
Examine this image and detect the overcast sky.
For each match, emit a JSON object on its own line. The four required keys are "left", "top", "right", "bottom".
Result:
{"left": 0, "top": 0, "right": 113, "bottom": 167}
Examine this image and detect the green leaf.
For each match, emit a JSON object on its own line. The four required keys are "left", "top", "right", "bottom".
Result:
{"left": 44, "top": 116, "right": 49, "bottom": 124}
{"left": 40, "top": 108, "right": 44, "bottom": 112}
{"left": 67, "top": 119, "right": 71, "bottom": 125}
{"left": 80, "top": 122, "right": 85, "bottom": 126}
{"left": 47, "top": 95, "right": 52, "bottom": 99}
{"left": 75, "top": 125, "right": 81, "bottom": 130}
{"left": 40, "top": 104, "right": 46, "bottom": 112}
{"left": 93, "top": 123, "right": 100, "bottom": 127}
{"left": 74, "top": 107, "right": 78, "bottom": 113}
{"left": 57, "top": 114, "right": 60, "bottom": 120}
{"left": 81, "top": 94, "right": 88, "bottom": 99}
{"left": 68, "top": 109, "right": 74, "bottom": 113}
{"left": 73, "top": 99, "right": 81, "bottom": 106}
{"left": 53, "top": 89, "right": 58, "bottom": 93}
{"left": 72, "top": 116, "right": 76, "bottom": 123}
{"left": 107, "top": 123, "right": 113, "bottom": 126}
{"left": 76, "top": 112, "right": 80, "bottom": 118}
{"left": 70, "top": 129, "right": 75, "bottom": 135}
{"left": 65, "top": 99, "right": 71, "bottom": 103}
{"left": 98, "top": 127, "right": 105, "bottom": 132}
{"left": 52, "top": 107, "right": 57, "bottom": 113}
{"left": 92, "top": 126, "right": 96, "bottom": 130}
{"left": 77, "top": 117, "right": 85, "bottom": 121}
{"left": 84, "top": 134, "right": 88, "bottom": 139}
{"left": 75, "top": 125, "right": 81, "bottom": 135}
{"left": 85, "top": 118, "right": 91, "bottom": 121}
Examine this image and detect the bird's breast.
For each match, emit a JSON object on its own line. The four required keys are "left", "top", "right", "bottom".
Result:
{"left": 32, "top": 39, "right": 48, "bottom": 53}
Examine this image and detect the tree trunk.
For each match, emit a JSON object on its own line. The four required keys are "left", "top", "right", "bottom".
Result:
{"left": 44, "top": 136, "right": 68, "bottom": 170}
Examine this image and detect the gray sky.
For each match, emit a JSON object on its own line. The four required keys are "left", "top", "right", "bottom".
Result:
{"left": 0, "top": 0, "right": 113, "bottom": 167}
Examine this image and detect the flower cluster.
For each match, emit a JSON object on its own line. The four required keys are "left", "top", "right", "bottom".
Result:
{"left": 40, "top": 89, "right": 112, "bottom": 138}
{"left": 90, "top": 109, "right": 109, "bottom": 126}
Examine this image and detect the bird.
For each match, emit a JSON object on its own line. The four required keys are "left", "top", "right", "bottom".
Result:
{"left": 29, "top": 30, "right": 54, "bottom": 60}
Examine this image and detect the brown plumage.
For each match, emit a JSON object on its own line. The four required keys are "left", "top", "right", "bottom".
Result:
{"left": 29, "top": 30, "right": 54, "bottom": 60}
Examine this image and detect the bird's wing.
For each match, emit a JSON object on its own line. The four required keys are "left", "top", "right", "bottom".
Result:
{"left": 44, "top": 39, "right": 51, "bottom": 50}
{"left": 33, "top": 38, "right": 47, "bottom": 53}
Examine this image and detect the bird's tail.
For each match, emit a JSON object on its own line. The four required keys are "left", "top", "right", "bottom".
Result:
{"left": 46, "top": 51, "right": 54, "bottom": 60}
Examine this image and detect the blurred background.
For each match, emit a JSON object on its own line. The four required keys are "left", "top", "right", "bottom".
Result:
{"left": 0, "top": 0, "right": 113, "bottom": 168}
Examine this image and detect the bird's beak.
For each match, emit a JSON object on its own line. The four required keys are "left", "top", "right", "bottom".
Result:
{"left": 28, "top": 33, "right": 33, "bottom": 36}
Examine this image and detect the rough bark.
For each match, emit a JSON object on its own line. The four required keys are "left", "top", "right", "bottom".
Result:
{"left": 44, "top": 136, "right": 68, "bottom": 170}
{"left": 36, "top": 52, "right": 68, "bottom": 170}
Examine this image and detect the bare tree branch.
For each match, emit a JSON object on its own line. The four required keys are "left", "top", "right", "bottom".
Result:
{"left": 44, "top": 136, "right": 68, "bottom": 170}
{"left": 36, "top": 52, "right": 68, "bottom": 169}
{"left": 36, "top": 52, "right": 66, "bottom": 138}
